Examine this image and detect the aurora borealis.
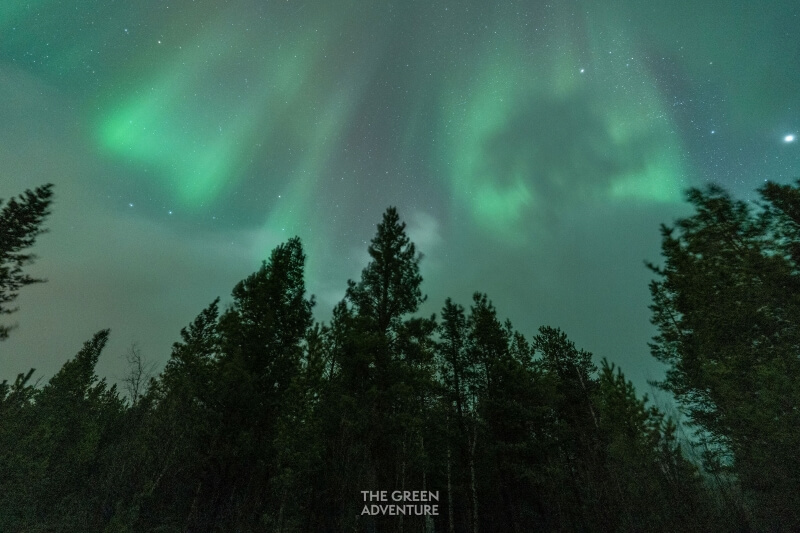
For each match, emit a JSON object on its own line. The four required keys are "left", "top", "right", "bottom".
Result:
{"left": 1, "top": 0, "right": 798, "bottom": 390}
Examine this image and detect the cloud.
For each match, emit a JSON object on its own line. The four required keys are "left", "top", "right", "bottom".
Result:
{"left": 406, "top": 211, "right": 442, "bottom": 255}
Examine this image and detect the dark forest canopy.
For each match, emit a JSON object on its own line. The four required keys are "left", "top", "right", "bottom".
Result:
{"left": 2, "top": 182, "right": 800, "bottom": 531}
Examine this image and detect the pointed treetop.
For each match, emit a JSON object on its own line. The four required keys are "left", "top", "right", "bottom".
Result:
{"left": 347, "top": 207, "right": 425, "bottom": 333}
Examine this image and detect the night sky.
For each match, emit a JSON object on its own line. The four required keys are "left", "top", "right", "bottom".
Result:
{"left": 1, "top": 0, "right": 798, "bottom": 393}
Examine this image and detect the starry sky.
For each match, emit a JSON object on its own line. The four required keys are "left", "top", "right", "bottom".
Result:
{"left": 1, "top": 0, "right": 798, "bottom": 393}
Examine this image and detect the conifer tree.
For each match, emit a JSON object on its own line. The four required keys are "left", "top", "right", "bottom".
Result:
{"left": 213, "top": 237, "right": 314, "bottom": 529}
{"left": 649, "top": 182, "right": 800, "bottom": 530}
{"left": 596, "top": 360, "right": 713, "bottom": 532}
{"left": 26, "top": 331, "right": 123, "bottom": 530}
{"left": 0, "top": 196, "right": 764, "bottom": 532}
{"left": 320, "top": 207, "right": 434, "bottom": 531}
{"left": 0, "top": 183, "right": 53, "bottom": 340}
{"left": 346, "top": 206, "right": 425, "bottom": 336}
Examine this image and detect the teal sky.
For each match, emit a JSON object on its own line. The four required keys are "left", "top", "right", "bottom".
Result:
{"left": 1, "top": 0, "right": 798, "bottom": 392}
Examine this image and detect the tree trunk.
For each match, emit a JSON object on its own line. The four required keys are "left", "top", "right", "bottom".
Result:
{"left": 469, "top": 423, "right": 479, "bottom": 533}
{"left": 398, "top": 436, "right": 406, "bottom": 533}
{"left": 447, "top": 444, "right": 454, "bottom": 533}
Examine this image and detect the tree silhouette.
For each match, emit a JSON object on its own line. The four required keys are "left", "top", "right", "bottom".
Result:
{"left": 0, "top": 183, "right": 53, "bottom": 340}
{"left": 649, "top": 181, "right": 800, "bottom": 530}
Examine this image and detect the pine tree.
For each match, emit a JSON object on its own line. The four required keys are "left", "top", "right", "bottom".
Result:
{"left": 126, "top": 298, "right": 225, "bottom": 531}
{"left": 532, "top": 326, "right": 604, "bottom": 528}
{"left": 0, "top": 183, "right": 53, "bottom": 340}
{"left": 346, "top": 206, "right": 425, "bottom": 336}
{"left": 317, "top": 207, "right": 434, "bottom": 531}
{"left": 28, "top": 331, "right": 124, "bottom": 530}
{"left": 0, "top": 369, "right": 42, "bottom": 530}
{"left": 596, "top": 360, "right": 714, "bottom": 532}
{"left": 649, "top": 182, "right": 800, "bottom": 530}
{"left": 125, "top": 238, "right": 316, "bottom": 531}
{"left": 217, "top": 237, "right": 314, "bottom": 529}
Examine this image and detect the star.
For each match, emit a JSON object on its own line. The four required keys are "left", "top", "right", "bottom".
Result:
{"left": 784, "top": 134, "right": 795, "bottom": 143}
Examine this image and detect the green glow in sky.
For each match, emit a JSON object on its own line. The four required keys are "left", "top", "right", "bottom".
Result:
{"left": 2, "top": 0, "right": 798, "bottom": 398}
{"left": 435, "top": 12, "right": 685, "bottom": 244}
{"left": 95, "top": 13, "right": 332, "bottom": 209}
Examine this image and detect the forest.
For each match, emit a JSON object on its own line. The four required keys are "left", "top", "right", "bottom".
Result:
{"left": 1, "top": 181, "right": 799, "bottom": 532}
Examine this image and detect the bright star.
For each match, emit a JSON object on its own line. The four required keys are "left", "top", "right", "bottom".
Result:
{"left": 785, "top": 134, "right": 796, "bottom": 143}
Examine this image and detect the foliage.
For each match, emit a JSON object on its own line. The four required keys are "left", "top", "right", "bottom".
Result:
{"left": 0, "top": 183, "right": 53, "bottom": 340}
{"left": 649, "top": 181, "right": 800, "bottom": 530}
{"left": 0, "top": 198, "right": 773, "bottom": 532}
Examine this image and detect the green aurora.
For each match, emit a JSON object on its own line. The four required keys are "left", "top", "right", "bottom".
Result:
{"left": 1, "top": 0, "right": 798, "bottom": 389}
